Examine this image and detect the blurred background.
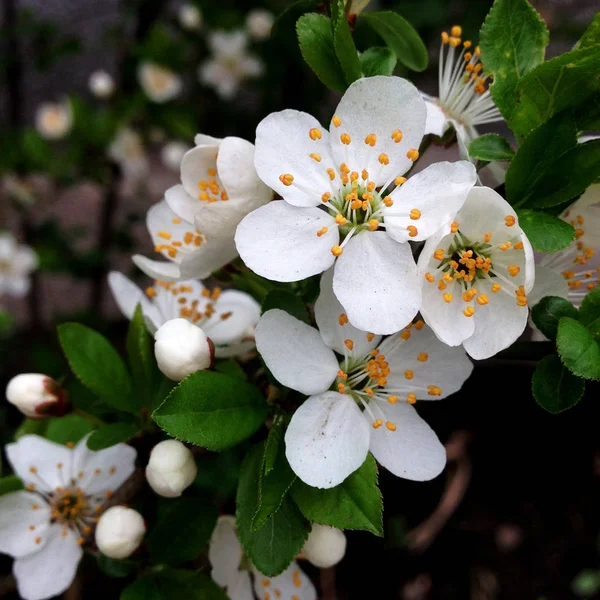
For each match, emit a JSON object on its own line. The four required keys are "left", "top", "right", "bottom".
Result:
{"left": 1, "top": 0, "right": 599, "bottom": 598}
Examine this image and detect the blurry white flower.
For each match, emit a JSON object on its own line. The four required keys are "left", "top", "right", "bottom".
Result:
{"left": 246, "top": 9, "right": 275, "bottom": 41}
{"left": 0, "top": 232, "right": 38, "bottom": 298}
{"left": 302, "top": 524, "right": 346, "bottom": 568}
{"left": 108, "top": 127, "right": 149, "bottom": 180}
{"left": 95, "top": 506, "right": 145, "bottom": 559}
{"left": 35, "top": 100, "right": 72, "bottom": 140}
{"left": 6, "top": 374, "right": 69, "bottom": 419}
{"left": 236, "top": 76, "right": 476, "bottom": 334}
{"left": 199, "top": 30, "right": 264, "bottom": 99}
{"left": 161, "top": 141, "right": 191, "bottom": 171}
{"left": 255, "top": 270, "right": 473, "bottom": 488}
{"left": 88, "top": 70, "right": 115, "bottom": 98}
{"left": 210, "top": 515, "right": 316, "bottom": 600}
{"left": 178, "top": 4, "right": 202, "bottom": 30}
{"left": 417, "top": 186, "right": 534, "bottom": 359}
{"left": 145, "top": 439, "right": 197, "bottom": 497}
{"left": 3, "top": 175, "right": 37, "bottom": 207}
{"left": 108, "top": 272, "right": 260, "bottom": 358}
{"left": 132, "top": 133, "right": 272, "bottom": 281}
{"left": 138, "top": 62, "right": 183, "bottom": 103}
{"left": 0, "top": 435, "right": 136, "bottom": 600}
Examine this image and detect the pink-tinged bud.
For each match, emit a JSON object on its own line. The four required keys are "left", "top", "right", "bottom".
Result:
{"left": 6, "top": 374, "right": 69, "bottom": 418}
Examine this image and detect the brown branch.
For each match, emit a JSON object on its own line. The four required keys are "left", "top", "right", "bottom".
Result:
{"left": 320, "top": 567, "right": 337, "bottom": 600}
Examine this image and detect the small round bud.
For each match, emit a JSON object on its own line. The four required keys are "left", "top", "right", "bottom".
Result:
{"left": 178, "top": 4, "right": 202, "bottom": 30}
{"left": 89, "top": 70, "right": 115, "bottom": 98}
{"left": 154, "top": 319, "right": 214, "bottom": 381}
{"left": 146, "top": 439, "right": 197, "bottom": 497}
{"left": 95, "top": 506, "right": 145, "bottom": 559}
{"left": 246, "top": 9, "right": 275, "bottom": 41}
{"left": 35, "top": 102, "right": 72, "bottom": 140}
{"left": 302, "top": 524, "right": 347, "bottom": 568}
{"left": 6, "top": 373, "right": 69, "bottom": 418}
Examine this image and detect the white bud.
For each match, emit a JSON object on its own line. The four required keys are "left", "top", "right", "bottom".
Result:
{"left": 89, "top": 70, "right": 115, "bottom": 98}
{"left": 178, "top": 4, "right": 202, "bottom": 30}
{"left": 145, "top": 439, "right": 197, "bottom": 497}
{"left": 95, "top": 506, "right": 145, "bottom": 559}
{"left": 246, "top": 9, "right": 275, "bottom": 41}
{"left": 6, "top": 373, "right": 69, "bottom": 418}
{"left": 154, "top": 318, "right": 213, "bottom": 381}
{"left": 35, "top": 102, "right": 72, "bottom": 140}
{"left": 161, "top": 141, "right": 190, "bottom": 171}
{"left": 302, "top": 524, "right": 347, "bottom": 568}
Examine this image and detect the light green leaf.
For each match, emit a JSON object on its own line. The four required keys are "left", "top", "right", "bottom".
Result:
{"left": 153, "top": 371, "right": 268, "bottom": 451}
{"left": 531, "top": 296, "right": 579, "bottom": 341}
{"left": 576, "top": 12, "right": 600, "bottom": 49}
{"left": 57, "top": 323, "right": 137, "bottom": 414}
{"left": 359, "top": 47, "right": 397, "bottom": 77}
{"left": 579, "top": 286, "right": 600, "bottom": 340}
{"left": 262, "top": 289, "right": 309, "bottom": 324}
{"left": 468, "top": 134, "right": 515, "bottom": 162}
{"left": 0, "top": 476, "right": 24, "bottom": 497}
{"left": 360, "top": 11, "right": 428, "bottom": 72}
{"left": 237, "top": 443, "right": 310, "bottom": 577}
{"left": 572, "top": 568, "right": 600, "bottom": 598}
{"left": 86, "top": 423, "right": 139, "bottom": 451}
{"left": 45, "top": 414, "right": 95, "bottom": 445}
{"left": 331, "top": 0, "right": 362, "bottom": 85}
{"left": 516, "top": 210, "right": 575, "bottom": 253}
{"left": 296, "top": 14, "right": 348, "bottom": 94}
{"left": 556, "top": 317, "right": 600, "bottom": 380}
{"left": 292, "top": 453, "right": 383, "bottom": 535}
{"left": 479, "top": 0, "right": 549, "bottom": 121}
{"left": 532, "top": 354, "right": 585, "bottom": 414}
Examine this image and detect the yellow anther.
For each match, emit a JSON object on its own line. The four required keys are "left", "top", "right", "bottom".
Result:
{"left": 505, "top": 215, "right": 516, "bottom": 227}
{"left": 146, "top": 286, "right": 157, "bottom": 298}
{"left": 309, "top": 153, "right": 321, "bottom": 162}
{"left": 385, "top": 421, "right": 397, "bottom": 431}
{"left": 434, "top": 249, "right": 445, "bottom": 261}
{"left": 507, "top": 265, "right": 520, "bottom": 277}
{"left": 326, "top": 168, "right": 336, "bottom": 181}
{"left": 332, "top": 115, "right": 341, "bottom": 127}
{"left": 417, "top": 352, "right": 428, "bottom": 362}
{"left": 438, "top": 280, "right": 447, "bottom": 291}
{"left": 410, "top": 209, "right": 421, "bottom": 220}
{"left": 400, "top": 330, "right": 411, "bottom": 340}
{"left": 383, "top": 196, "right": 393, "bottom": 207}
{"left": 395, "top": 176, "right": 407, "bottom": 186}
{"left": 157, "top": 231, "right": 172, "bottom": 240}
{"left": 425, "top": 272, "right": 435, "bottom": 283}
{"left": 338, "top": 383, "right": 345, "bottom": 394}
{"left": 407, "top": 225, "right": 418, "bottom": 237}
{"left": 404, "top": 370, "right": 414, "bottom": 380}
{"left": 350, "top": 171, "right": 359, "bottom": 182}
{"left": 331, "top": 245, "right": 343, "bottom": 257}
{"left": 309, "top": 128, "right": 322, "bottom": 140}
{"left": 366, "top": 332, "right": 375, "bottom": 342}
{"left": 464, "top": 52, "right": 472, "bottom": 61}
{"left": 364, "top": 134, "right": 377, "bottom": 146}
{"left": 387, "top": 395, "right": 398, "bottom": 404}
{"left": 498, "top": 242, "right": 511, "bottom": 251}
{"left": 443, "top": 293, "right": 453, "bottom": 303}
{"left": 428, "top": 385, "right": 443, "bottom": 396}
{"left": 517, "top": 295, "right": 528, "bottom": 306}
{"left": 407, "top": 393, "right": 417, "bottom": 404}
{"left": 391, "top": 129, "right": 403, "bottom": 143}
{"left": 344, "top": 339, "right": 354, "bottom": 351}
{"left": 441, "top": 31, "right": 449, "bottom": 44}
{"left": 361, "top": 169, "right": 369, "bottom": 180}
{"left": 378, "top": 153, "right": 389, "bottom": 165}
{"left": 483, "top": 232, "right": 492, "bottom": 243}
{"left": 367, "top": 181, "right": 376, "bottom": 192}
{"left": 415, "top": 319, "right": 425, "bottom": 330}
{"left": 337, "top": 370, "right": 348, "bottom": 379}
{"left": 340, "top": 133, "right": 351, "bottom": 145}
{"left": 335, "top": 214, "right": 347, "bottom": 225}
{"left": 279, "top": 173, "right": 294, "bottom": 186}
{"left": 322, "top": 192, "right": 331, "bottom": 203}
{"left": 450, "top": 221, "right": 459, "bottom": 233}
{"left": 172, "top": 217, "right": 181, "bottom": 224}
{"left": 407, "top": 148, "right": 419, "bottom": 161}
{"left": 443, "top": 272, "right": 453, "bottom": 283}
{"left": 513, "top": 241, "right": 524, "bottom": 250}
{"left": 316, "top": 227, "right": 328, "bottom": 237}
{"left": 451, "top": 25, "right": 462, "bottom": 36}
{"left": 476, "top": 294, "right": 489, "bottom": 305}
{"left": 464, "top": 40, "right": 472, "bottom": 49}
{"left": 372, "top": 419, "right": 383, "bottom": 429}
{"left": 29, "top": 466, "right": 37, "bottom": 474}
{"left": 368, "top": 219, "right": 379, "bottom": 231}
{"left": 463, "top": 306, "right": 475, "bottom": 317}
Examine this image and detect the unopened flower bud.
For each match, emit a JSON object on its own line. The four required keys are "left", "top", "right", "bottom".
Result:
{"left": 302, "top": 524, "right": 347, "bottom": 568}
{"left": 145, "top": 439, "right": 197, "bottom": 497}
{"left": 95, "top": 506, "right": 145, "bottom": 559}
{"left": 6, "top": 373, "right": 69, "bottom": 418}
{"left": 154, "top": 318, "right": 214, "bottom": 381}
{"left": 178, "top": 4, "right": 202, "bottom": 30}
{"left": 89, "top": 70, "right": 115, "bottom": 98}
{"left": 246, "top": 9, "right": 274, "bottom": 41}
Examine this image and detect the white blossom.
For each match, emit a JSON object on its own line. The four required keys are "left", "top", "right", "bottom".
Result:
{"left": 0, "top": 435, "right": 136, "bottom": 600}
{"left": 88, "top": 70, "right": 115, "bottom": 98}
{"left": 178, "top": 4, "right": 202, "bottom": 30}
{"left": 138, "top": 62, "right": 183, "bottom": 103}
{"left": 255, "top": 270, "right": 473, "bottom": 488}
{"left": 246, "top": 9, "right": 275, "bottom": 41}
{"left": 417, "top": 186, "right": 535, "bottom": 359}
{"left": 145, "top": 440, "right": 197, "bottom": 498}
{"left": 209, "top": 515, "right": 316, "bottom": 600}
{"left": 108, "top": 127, "right": 149, "bottom": 180}
{"left": 161, "top": 141, "right": 191, "bottom": 171}
{"left": 35, "top": 100, "right": 72, "bottom": 140}
{"left": 199, "top": 30, "right": 264, "bottom": 99}
{"left": 6, "top": 374, "right": 69, "bottom": 419}
{"left": 236, "top": 76, "right": 477, "bottom": 334}
{"left": 0, "top": 232, "right": 38, "bottom": 298}
{"left": 302, "top": 525, "right": 346, "bottom": 568}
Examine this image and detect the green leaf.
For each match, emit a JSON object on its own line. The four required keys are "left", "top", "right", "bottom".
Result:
{"left": 121, "top": 576, "right": 162, "bottom": 600}
{"left": 576, "top": 12, "right": 600, "bottom": 49}
{"left": 237, "top": 443, "right": 310, "bottom": 577}
{"left": 532, "top": 354, "right": 585, "bottom": 414}
{"left": 516, "top": 210, "right": 575, "bottom": 253}
{"left": 292, "top": 453, "right": 383, "bottom": 535}
{"left": 121, "top": 569, "right": 226, "bottom": 600}
{"left": 468, "top": 134, "right": 515, "bottom": 162}
{"left": 531, "top": 296, "right": 579, "bottom": 341}
{"left": 153, "top": 371, "right": 268, "bottom": 451}
{"left": 479, "top": 0, "right": 549, "bottom": 121}
{"left": 148, "top": 496, "right": 217, "bottom": 565}
{"left": 556, "top": 317, "right": 600, "bottom": 380}
{"left": 510, "top": 46, "right": 600, "bottom": 136}
{"left": 578, "top": 285, "right": 600, "bottom": 339}
{"left": 86, "top": 423, "right": 139, "bottom": 451}
{"left": 572, "top": 568, "right": 600, "bottom": 598}
{"left": 45, "top": 414, "right": 95, "bottom": 445}
{"left": 57, "top": 323, "right": 137, "bottom": 414}
{"left": 359, "top": 47, "right": 397, "bottom": 77}
{"left": 214, "top": 359, "right": 248, "bottom": 380}
{"left": 331, "top": 0, "right": 362, "bottom": 85}
{"left": 0, "top": 476, "right": 24, "bottom": 496}
{"left": 263, "top": 422, "right": 283, "bottom": 476}
{"left": 262, "top": 289, "right": 309, "bottom": 324}
{"left": 127, "top": 305, "right": 159, "bottom": 408}
{"left": 97, "top": 555, "right": 135, "bottom": 578}
{"left": 296, "top": 14, "right": 348, "bottom": 94}
{"left": 360, "top": 11, "right": 428, "bottom": 72}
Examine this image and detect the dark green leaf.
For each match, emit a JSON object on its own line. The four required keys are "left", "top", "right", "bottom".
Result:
{"left": 262, "top": 289, "right": 309, "bottom": 324}
{"left": 57, "top": 323, "right": 137, "bottom": 414}
{"left": 97, "top": 555, "right": 135, "bottom": 578}
{"left": 516, "top": 210, "right": 575, "bottom": 252}
{"left": 148, "top": 496, "right": 217, "bottom": 565}
{"left": 479, "top": 0, "right": 549, "bottom": 121}
{"left": 296, "top": 14, "right": 348, "bottom": 94}
{"left": 292, "top": 453, "right": 383, "bottom": 535}
{"left": 576, "top": 12, "right": 600, "bottom": 49}
{"left": 0, "top": 476, "right": 24, "bottom": 496}
{"left": 531, "top": 296, "right": 579, "bottom": 341}
{"left": 557, "top": 317, "right": 600, "bottom": 380}
{"left": 45, "top": 414, "right": 95, "bottom": 445}
{"left": 153, "top": 371, "right": 268, "bottom": 451}
{"left": 86, "top": 423, "right": 139, "bottom": 451}
{"left": 237, "top": 443, "right": 310, "bottom": 576}
{"left": 331, "top": 0, "right": 362, "bottom": 84}
{"left": 263, "top": 422, "right": 283, "bottom": 475}
{"left": 468, "top": 134, "right": 515, "bottom": 162}
{"left": 579, "top": 286, "right": 600, "bottom": 340}
{"left": 360, "top": 11, "right": 428, "bottom": 72}
{"left": 359, "top": 47, "right": 397, "bottom": 77}
{"left": 214, "top": 359, "right": 248, "bottom": 380}
{"left": 532, "top": 354, "right": 585, "bottom": 414}
{"left": 121, "top": 576, "right": 162, "bottom": 600}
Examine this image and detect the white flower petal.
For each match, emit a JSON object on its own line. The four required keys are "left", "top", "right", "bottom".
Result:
{"left": 528, "top": 265, "right": 569, "bottom": 307}
{"left": 369, "top": 402, "right": 446, "bottom": 481}
{"left": 254, "top": 110, "right": 337, "bottom": 207}
{"left": 195, "top": 133, "right": 222, "bottom": 147}
{"left": 164, "top": 184, "right": 204, "bottom": 226}
{"left": 422, "top": 95, "right": 449, "bottom": 137}
{"left": 204, "top": 290, "right": 260, "bottom": 348}
{"left": 235, "top": 202, "right": 338, "bottom": 282}
{"left": 253, "top": 562, "right": 316, "bottom": 600}
{"left": 107, "top": 272, "right": 162, "bottom": 330}
{"left": 228, "top": 570, "right": 254, "bottom": 600}
{"left": 180, "top": 144, "right": 220, "bottom": 200}
{"left": 285, "top": 392, "right": 370, "bottom": 489}
{"left": 384, "top": 161, "right": 476, "bottom": 242}
{"left": 132, "top": 255, "right": 181, "bottom": 281}
{"left": 0, "top": 492, "right": 51, "bottom": 558}
{"left": 328, "top": 77, "right": 426, "bottom": 185}
{"left": 332, "top": 231, "right": 420, "bottom": 335}
{"left": 13, "top": 524, "right": 83, "bottom": 600}
{"left": 255, "top": 309, "right": 338, "bottom": 395}
{"left": 315, "top": 268, "right": 381, "bottom": 356}
{"left": 209, "top": 515, "right": 243, "bottom": 589}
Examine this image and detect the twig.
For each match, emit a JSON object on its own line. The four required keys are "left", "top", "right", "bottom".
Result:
{"left": 320, "top": 567, "right": 337, "bottom": 600}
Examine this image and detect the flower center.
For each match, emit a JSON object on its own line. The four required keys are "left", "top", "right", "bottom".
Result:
{"left": 51, "top": 488, "right": 89, "bottom": 524}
